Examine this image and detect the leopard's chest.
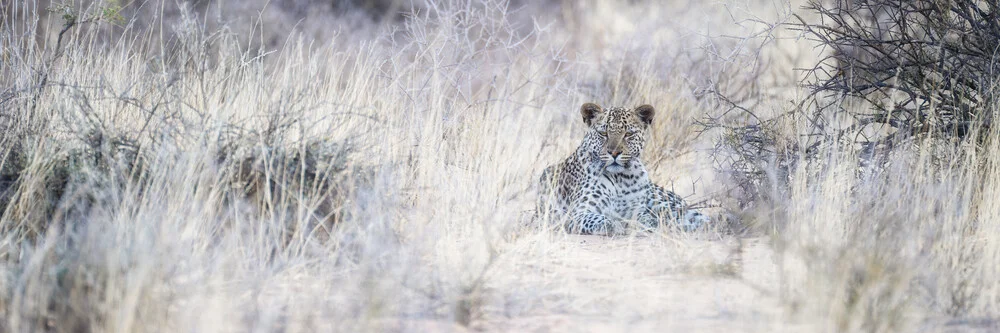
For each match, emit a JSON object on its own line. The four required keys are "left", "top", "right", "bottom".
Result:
{"left": 589, "top": 172, "right": 649, "bottom": 218}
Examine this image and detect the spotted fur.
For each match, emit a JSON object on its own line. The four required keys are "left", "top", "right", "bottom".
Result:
{"left": 537, "top": 103, "right": 708, "bottom": 235}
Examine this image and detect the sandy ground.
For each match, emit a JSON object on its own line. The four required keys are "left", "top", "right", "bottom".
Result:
{"left": 470, "top": 235, "right": 996, "bottom": 333}
{"left": 370, "top": 234, "right": 800, "bottom": 333}
{"left": 363, "top": 232, "right": 998, "bottom": 333}
{"left": 479, "top": 234, "right": 804, "bottom": 333}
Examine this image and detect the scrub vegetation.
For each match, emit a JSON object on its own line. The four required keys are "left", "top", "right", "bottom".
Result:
{"left": 0, "top": 0, "right": 998, "bottom": 331}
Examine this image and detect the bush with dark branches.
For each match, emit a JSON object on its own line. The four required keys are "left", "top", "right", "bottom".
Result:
{"left": 797, "top": 0, "right": 1000, "bottom": 142}
{"left": 710, "top": 0, "right": 1000, "bottom": 209}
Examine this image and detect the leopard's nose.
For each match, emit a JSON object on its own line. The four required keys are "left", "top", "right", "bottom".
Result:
{"left": 610, "top": 150, "right": 622, "bottom": 158}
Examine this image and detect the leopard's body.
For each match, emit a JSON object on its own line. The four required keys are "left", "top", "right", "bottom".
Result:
{"left": 537, "top": 103, "right": 708, "bottom": 235}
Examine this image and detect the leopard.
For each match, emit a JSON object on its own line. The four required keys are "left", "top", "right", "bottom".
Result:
{"left": 536, "top": 102, "right": 709, "bottom": 235}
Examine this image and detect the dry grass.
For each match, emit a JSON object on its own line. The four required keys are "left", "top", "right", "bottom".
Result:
{"left": 0, "top": 0, "right": 998, "bottom": 332}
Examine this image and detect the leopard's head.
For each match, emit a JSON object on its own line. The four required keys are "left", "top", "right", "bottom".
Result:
{"left": 578, "top": 102, "right": 655, "bottom": 174}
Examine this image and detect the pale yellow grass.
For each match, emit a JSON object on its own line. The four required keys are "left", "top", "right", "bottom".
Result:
{"left": 0, "top": 0, "right": 998, "bottom": 332}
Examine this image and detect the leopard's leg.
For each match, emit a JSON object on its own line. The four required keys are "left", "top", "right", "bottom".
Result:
{"left": 567, "top": 209, "right": 616, "bottom": 235}
{"left": 565, "top": 194, "right": 620, "bottom": 235}
{"left": 647, "top": 184, "right": 707, "bottom": 232}
{"left": 635, "top": 209, "right": 660, "bottom": 230}
{"left": 644, "top": 185, "right": 680, "bottom": 227}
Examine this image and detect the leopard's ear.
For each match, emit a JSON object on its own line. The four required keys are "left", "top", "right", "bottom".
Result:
{"left": 635, "top": 104, "right": 655, "bottom": 125}
{"left": 580, "top": 103, "right": 603, "bottom": 126}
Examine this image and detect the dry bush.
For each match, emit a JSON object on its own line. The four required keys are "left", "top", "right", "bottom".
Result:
{"left": 701, "top": 0, "right": 1000, "bottom": 330}
{"left": 713, "top": 0, "right": 1000, "bottom": 207}
{"left": 797, "top": 0, "right": 999, "bottom": 142}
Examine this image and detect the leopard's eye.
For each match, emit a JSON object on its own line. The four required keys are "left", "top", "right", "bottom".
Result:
{"left": 597, "top": 129, "right": 608, "bottom": 136}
